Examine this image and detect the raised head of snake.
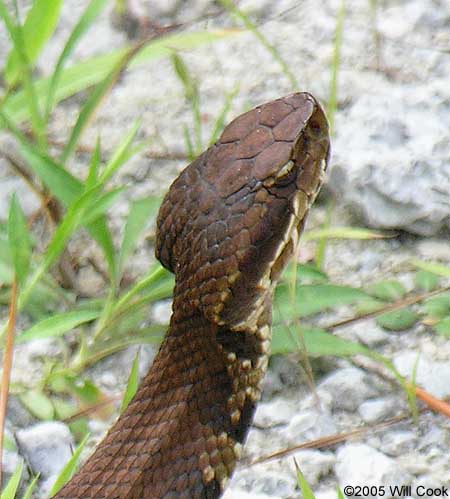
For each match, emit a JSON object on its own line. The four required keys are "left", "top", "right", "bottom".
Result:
{"left": 55, "top": 92, "right": 330, "bottom": 499}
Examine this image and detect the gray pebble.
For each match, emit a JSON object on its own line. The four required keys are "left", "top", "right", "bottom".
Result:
{"left": 394, "top": 352, "right": 450, "bottom": 399}
{"left": 318, "top": 367, "right": 379, "bottom": 412}
{"left": 16, "top": 422, "right": 74, "bottom": 494}
{"left": 358, "top": 397, "right": 398, "bottom": 424}
{"left": 336, "top": 444, "right": 412, "bottom": 494}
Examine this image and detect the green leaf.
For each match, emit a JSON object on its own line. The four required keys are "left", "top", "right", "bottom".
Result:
{"left": 367, "top": 279, "right": 406, "bottom": 302}
{"left": 5, "top": 0, "right": 62, "bottom": 86}
{"left": 120, "top": 350, "right": 140, "bottom": 413}
{"left": 423, "top": 294, "right": 450, "bottom": 320}
{"left": 114, "top": 264, "right": 173, "bottom": 312}
{"left": 410, "top": 259, "right": 450, "bottom": 278}
{"left": 294, "top": 459, "right": 316, "bottom": 499}
{"left": 354, "top": 297, "right": 386, "bottom": 315}
{"left": 327, "top": 0, "right": 345, "bottom": 133}
{"left": 61, "top": 46, "right": 139, "bottom": 162}
{"left": 171, "top": 53, "right": 202, "bottom": 153}
{"left": 45, "top": 0, "right": 108, "bottom": 118}
{"left": 414, "top": 270, "right": 440, "bottom": 292}
{"left": 434, "top": 317, "right": 450, "bottom": 338}
{"left": 3, "top": 433, "right": 17, "bottom": 452}
{"left": 1, "top": 460, "right": 23, "bottom": 499}
{"left": 281, "top": 263, "right": 329, "bottom": 285}
{"left": 83, "top": 187, "right": 125, "bottom": 225}
{"left": 118, "top": 196, "right": 161, "bottom": 276}
{"left": 376, "top": 309, "right": 418, "bottom": 331}
{"left": 99, "top": 121, "right": 141, "bottom": 184}
{"left": 7, "top": 194, "right": 31, "bottom": 287}
{"left": 0, "top": 2, "right": 46, "bottom": 148}
{"left": 18, "top": 142, "right": 83, "bottom": 204}
{"left": 49, "top": 433, "right": 90, "bottom": 496}
{"left": 4, "top": 29, "right": 237, "bottom": 124}
{"left": 20, "top": 472, "right": 40, "bottom": 499}
{"left": 86, "top": 138, "right": 102, "bottom": 189}
{"left": 65, "top": 376, "right": 102, "bottom": 405}
{"left": 88, "top": 216, "right": 116, "bottom": 281}
{"left": 17, "top": 309, "right": 100, "bottom": 344}
{"left": 304, "top": 227, "right": 388, "bottom": 241}
{"left": 171, "top": 53, "right": 196, "bottom": 100}
{"left": 20, "top": 390, "right": 54, "bottom": 420}
{"left": 209, "top": 84, "right": 239, "bottom": 145}
{"left": 218, "top": 0, "right": 298, "bottom": 89}
{"left": 274, "top": 284, "right": 368, "bottom": 320}
{"left": 272, "top": 326, "right": 370, "bottom": 357}
{"left": 20, "top": 185, "right": 102, "bottom": 308}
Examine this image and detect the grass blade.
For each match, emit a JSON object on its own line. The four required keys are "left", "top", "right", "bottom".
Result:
{"left": 274, "top": 283, "right": 368, "bottom": 319}
{"left": 328, "top": 0, "right": 345, "bottom": 134}
{"left": 120, "top": 350, "right": 140, "bottom": 413}
{"left": 294, "top": 458, "right": 316, "bottom": 499}
{"left": 20, "top": 473, "right": 40, "bottom": 499}
{"left": 7, "top": 194, "right": 31, "bottom": 288}
{"left": 118, "top": 197, "right": 161, "bottom": 277}
{"left": 272, "top": 326, "right": 369, "bottom": 356}
{"left": 0, "top": 111, "right": 117, "bottom": 279}
{"left": 60, "top": 44, "right": 141, "bottom": 163}
{"left": 49, "top": 433, "right": 90, "bottom": 496}
{"left": 99, "top": 120, "right": 140, "bottom": 184}
{"left": 20, "top": 185, "right": 102, "bottom": 308}
{"left": 304, "top": 227, "right": 388, "bottom": 241}
{"left": 209, "top": 84, "right": 239, "bottom": 145}
{"left": 45, "top": 0, "right": 108, "bottom": 119}
{"left": 0, "top": 2, "right": 46, "bottom": 149}
{"left": 17, "top": 309, "right": 100, "bottom": 344}
{"left": 219, "top": 0, "right": 298, "bottom": 89}
{"left": 86, "top": 138, "right": 102, "bottom": 189}
{"left": 83, "top": 187, "right": 125, "bottom": 225}
{"left": 19, "top": 390, "right": 54, "bottom": 420}
{"left": 1, "top": 460, "right": 23, "bottom": 499}
{"left": 3, "top": 29, "right": 237, "bottom": 125}
{"left": 5, "top": 0, "right": 62, "bottom": 87}
{"left": 171, "top": 53, "right": 202, "bottom": 153}
{"left": 410, "top": 259, "right": 450, "bottom": 279}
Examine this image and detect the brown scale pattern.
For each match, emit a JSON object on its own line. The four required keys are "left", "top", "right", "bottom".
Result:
{"left": 55, "top": 92, "right": 330, "bottom": 498}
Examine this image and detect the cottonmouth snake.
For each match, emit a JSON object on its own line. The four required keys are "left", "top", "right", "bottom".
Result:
{"left": 55, "top": 92, "right": 330, "bottom": 498}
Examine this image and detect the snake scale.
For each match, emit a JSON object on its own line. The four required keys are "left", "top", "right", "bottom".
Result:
{"left": 55, "top": 92, "right": 330, "bottom": 499}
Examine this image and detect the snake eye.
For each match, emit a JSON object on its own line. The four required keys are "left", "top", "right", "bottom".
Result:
{"left": 275, "top": 160, "right": 294, "bottom": 179}
{"left": 273, "top": 160, "right": 297, "bottom": 186}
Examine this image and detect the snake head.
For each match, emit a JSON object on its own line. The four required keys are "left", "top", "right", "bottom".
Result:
{"left": 156, "top": 92, "right": 330, "bottom": 328}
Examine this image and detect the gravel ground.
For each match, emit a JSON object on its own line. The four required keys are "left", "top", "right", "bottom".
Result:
{"left": 1, "top": 0, "right": 449, "bottom": 498}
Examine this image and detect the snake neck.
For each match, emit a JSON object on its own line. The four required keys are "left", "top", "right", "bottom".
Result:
{"left": 54, "top": 303, "right": 271, "bottom": 499}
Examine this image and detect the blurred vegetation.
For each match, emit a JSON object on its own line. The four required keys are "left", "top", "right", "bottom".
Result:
{"left": 0, "top": 0, "right": 448, "bottom": 496}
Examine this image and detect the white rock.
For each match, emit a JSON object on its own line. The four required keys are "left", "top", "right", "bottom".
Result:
{"left": 393, "top": 352, "right": 450, "bottom": 399}
{"left": 253, "top": 397, "right": 297, "bottom": 428}
{"left": 229, "top": 469, "right": 296, "bottom": 498}
{"left": 289, "top": 450, "right": 336, "bottom": 487}
{"left": 336, "top": 444, "right": 412, "bottom": 494}
{"left": 282, "top": 409, "right": 337, "bottom": 444}
{"left": 223, "top": 490, "right": 278, "bottom": 499}
{"left": 329, "top": 87, "right": 450, "bottom": 236}
{"left": 318, "top": 367, "right": 379, "bottom": 412}
{"left": 358, "top": 397, "right": 398, "bottom": 424}
{"left": 16, "top": 422, "right": 74, "bottom": 494}
{"left": 381, "top": 431, "right": 417, "bottom": 457}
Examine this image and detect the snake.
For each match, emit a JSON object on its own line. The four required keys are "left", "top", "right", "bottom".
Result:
{"left": 54, "top": 92, "right": 330, "bottom": 499}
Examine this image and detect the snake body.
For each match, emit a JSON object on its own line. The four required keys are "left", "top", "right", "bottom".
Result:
{"left": 55, "top": 92, "right": 330, "bottom": 499}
